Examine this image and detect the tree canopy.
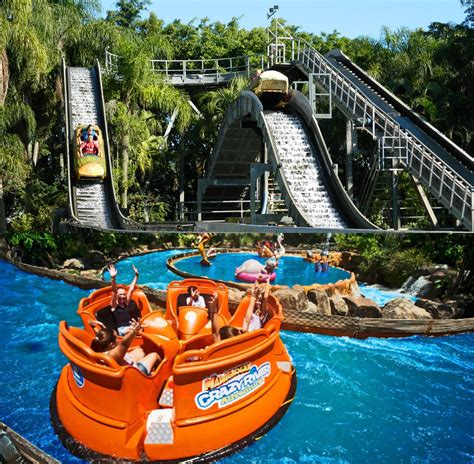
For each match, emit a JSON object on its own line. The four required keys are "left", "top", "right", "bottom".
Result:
{"left": 0, "top": 0, "right": 472, "bottom": 238}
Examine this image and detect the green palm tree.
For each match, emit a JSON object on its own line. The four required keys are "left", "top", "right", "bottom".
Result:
{"left": 105, "top": 34, "right": 193, "bottom": 210}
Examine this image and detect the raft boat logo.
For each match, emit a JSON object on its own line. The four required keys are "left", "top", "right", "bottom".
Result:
{"left": 195, "top": 361, "right": 271, "bottom": 410}
{"left": 71, "top": 363, "right": 85, "bottom": 388}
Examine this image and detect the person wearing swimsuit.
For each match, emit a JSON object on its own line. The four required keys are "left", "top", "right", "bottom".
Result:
{"left": 90, "top": 320, "right": 160, "bottom": 376}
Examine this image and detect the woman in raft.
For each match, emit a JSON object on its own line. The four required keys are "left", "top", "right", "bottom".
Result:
{"left": 89, "top": 319, "right": 160, "bottom": 376}
{"left": 210, "top": 275, "right": 271, "bottom": 342}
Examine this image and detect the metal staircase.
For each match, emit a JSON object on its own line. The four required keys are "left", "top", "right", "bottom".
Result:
{"left": 267, "top": 175, "right": 288, "bottom": 216}
{"left": 267, "top": 20, "right": 474, "bottom": 231}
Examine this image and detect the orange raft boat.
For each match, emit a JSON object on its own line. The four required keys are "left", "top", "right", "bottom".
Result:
{"left": 50, "top": 278, "right": 296, "bottom": 462}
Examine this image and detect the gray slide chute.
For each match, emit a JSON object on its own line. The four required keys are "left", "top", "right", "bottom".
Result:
{"left": 63, "top": 59, "right": 134, "bottom": 230}
{"left": 204, "top": 90, "right": 377, "bottom": 229}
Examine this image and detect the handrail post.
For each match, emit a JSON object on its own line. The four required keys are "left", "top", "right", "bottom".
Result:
{"left": 183, "top": 60, "right": 186, "bottom": 81}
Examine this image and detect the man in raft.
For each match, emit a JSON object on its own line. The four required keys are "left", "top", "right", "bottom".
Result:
{"left": 108, "top": 264, "right": 141, "bottom": 335}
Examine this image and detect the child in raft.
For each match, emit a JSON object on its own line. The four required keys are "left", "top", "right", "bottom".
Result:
{"left": 89, "top": 319, "right": 160, "bottom": 376}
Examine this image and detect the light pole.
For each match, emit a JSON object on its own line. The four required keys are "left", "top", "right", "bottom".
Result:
{"left": 267, "top": 5, "right": 279, "bottom": 66}
{"left": 267, "top": 5, "right": 279, "bottom": 20}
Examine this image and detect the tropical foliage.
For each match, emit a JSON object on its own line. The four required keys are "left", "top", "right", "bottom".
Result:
{"left": 0, "top": 1, "right": 472, "bottom": 263}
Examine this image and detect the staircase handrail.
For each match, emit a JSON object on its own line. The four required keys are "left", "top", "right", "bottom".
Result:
{"left": 270, "top": 20, "right": 473, "bottom": 230}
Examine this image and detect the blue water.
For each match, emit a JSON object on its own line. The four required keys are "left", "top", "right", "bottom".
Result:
{"left": 109, "top": 251, "right": 350, "bottom": 288}
{"left": 1, "top": 259, "right": 473, "bottom": 463}
{"left": 174, "top": 253, "right": 351, "bottom": 287}
{"left": 103, "top": 249, "right": 194, "bottom": 289}
{"left": 110, "top": 251, "right": 415, "bottom": 307}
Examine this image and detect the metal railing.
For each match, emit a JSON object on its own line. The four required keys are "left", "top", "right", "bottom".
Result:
{"left": 105, "top": 50, "right": 251, "bottom": 85}
{"left": 181, "top": 199, "right": 258, "bottom": 222}
{"left": 267, "top": 20, "right": 473, "bottom": 230}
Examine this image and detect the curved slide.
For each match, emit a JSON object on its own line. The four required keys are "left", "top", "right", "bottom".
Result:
{"left": 203, "top": 90, "right": 377, "bottom": 229}
{"left": 63, "top": 59, "right": 134, "bottom": 230}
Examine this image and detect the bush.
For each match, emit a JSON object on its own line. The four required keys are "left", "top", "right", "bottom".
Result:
{"left": 8, "top": 232, "right": 58, "bottom": 265}
{"left": 378, "top": 248, "right": 430, "bottom": 288}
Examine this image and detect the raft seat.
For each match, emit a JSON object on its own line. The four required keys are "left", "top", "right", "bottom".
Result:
{"left": 78, "top": 287, "right": 152, "bottom": 335}
{"left": 229, "top": 295, "right": 281, "bottom": 329}
{"left": 165, "top": 279, "right": 230, "bottom": 326}
{"left": 176, "top": 294, "right": 214, "bottom": 313}
{"left": 59, "top": 322, "right": 164, "bottom": 424}
{"left": 59, "top": 322, "right": 120, "bottom": 370}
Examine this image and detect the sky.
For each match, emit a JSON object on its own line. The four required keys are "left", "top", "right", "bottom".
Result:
{"left": 99, "top": 0, "right": 466, "bottom": 39}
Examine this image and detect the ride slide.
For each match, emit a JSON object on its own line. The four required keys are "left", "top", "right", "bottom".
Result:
{"left": 267, "top": 91, "right": 377, "bottom": 229}
{"left": 204, "top": 90, "right": 376, "bottom": 229}
{"left": 325, "top": 49, "right": 474, "bottom": 173}
{"left": 63, "top": 59, "right": 131, "bottom": 230}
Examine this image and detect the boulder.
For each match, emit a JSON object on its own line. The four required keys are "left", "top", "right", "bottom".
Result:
{"left": 304, "top": 301, "right": 319, "bottom": 313}
{"left": 273, "top": 287, "right": 308, "bottom": 312}
{"left": 307, "top": 289, "right": 331, "bottom": 315}
{"left": 80, "top": 270, "right": 101, "bottom": 279}
{"left": 349, "top": 279, "right": 361, "bottom": 298}
{"left": 85, "top": 250, "right": 107, "bottom": 268}
{"left": 329, "top": 294, "right": 350, "bottom": 316}
{"left": 339, "top": 251, "right": 363, "bottom": 271}
{"left": 415, "top": 299, "right": 464, "bottom": 319}
{"left": 383, "top": 298, "right": 432, "bottom": 319}
{"left": 428, "top": 268, "right": 451, "bottom": 282}
{"left": 343, "top": 296, "right": 382, "bottom": 318}
{"left": 62, "top": 258, "right": 84, "bottom": 270}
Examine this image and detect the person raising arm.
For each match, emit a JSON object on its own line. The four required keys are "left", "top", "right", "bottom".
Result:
{"left": 90, "top": 319, "right": 160, "bottom": 376}
{"left": 109, "top": 264, "right": 140, "bottom": 335}
{"left": 242, "top": 275, "right": 271, "bottom": 332}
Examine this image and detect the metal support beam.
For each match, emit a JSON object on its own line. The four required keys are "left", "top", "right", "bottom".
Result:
{"left": 390, "top": 166, "right": 401, "bottom": 230}
{"left": 309, "top": 73, "right": 332, "bottom": 119}
{"left": 409, "top": 173, "right": 439, "bottom": 228}
{"left": 164, "top": 108, "right": 179, "bottom": 139}
{"left": 345, "top": 120, "right": 357, "bottom": 198}
{"left": 197, "top": 177, "right": 252, "bottom": 221}
{"left": 178, "top": 153, "right": 185, "bottom": 221}
{"left": 250, "top": 163, "right": 272, "bottom": 223}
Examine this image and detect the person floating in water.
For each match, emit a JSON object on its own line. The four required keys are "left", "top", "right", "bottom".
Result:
{"left": 314, "top": 251, "right": 329, "bottom": 272}
{"left": 264, "top": 258, "right": 277, "bottom": 274}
